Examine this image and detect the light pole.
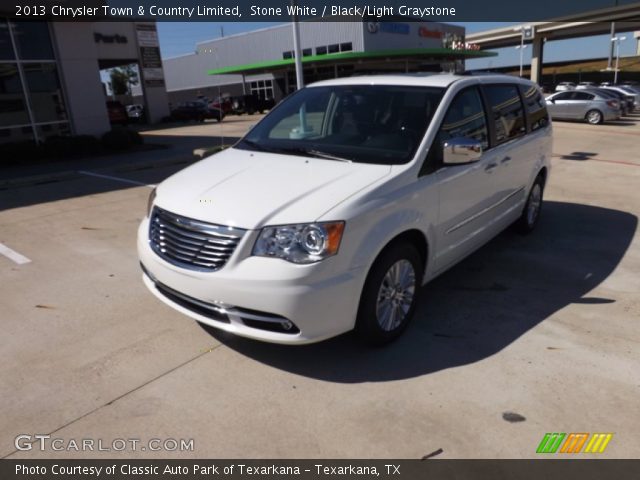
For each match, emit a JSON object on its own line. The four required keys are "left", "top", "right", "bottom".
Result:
{"left": 515, "top": 45, "right": 528, "bottom": 77}
{"left": 513, "top": 25, "right": 532, "bottom": 78}
{"left": 611, "top": 35, "right": 627, "bottom": 84}
{"left": 607, "top": 0, "right": 620, "bottom": 69}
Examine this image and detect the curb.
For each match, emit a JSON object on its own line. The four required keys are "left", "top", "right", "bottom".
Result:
{"left": 0, "top": 154, "right": 197, "bottom": 190}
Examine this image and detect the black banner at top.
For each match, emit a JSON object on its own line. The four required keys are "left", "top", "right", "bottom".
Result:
{"left": 3, "top": 0, "right": 640, "bottom": 22}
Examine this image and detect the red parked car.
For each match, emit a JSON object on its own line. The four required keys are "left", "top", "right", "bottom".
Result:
{"left": 106, "top": 101, "right": 128, "bottom": 125}
{"left": 209, "top": 97, "right": 233, "bottom": 115}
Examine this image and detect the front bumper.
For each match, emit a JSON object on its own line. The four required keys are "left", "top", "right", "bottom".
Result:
{"left": 138, "top": 218, "right": 366, "bottom": 344}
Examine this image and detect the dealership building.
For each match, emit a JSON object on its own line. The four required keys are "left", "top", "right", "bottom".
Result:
{"left": 0, "top": 13, "right": 492, "bottom": 145}
{"left": 0, "top": 14, "right": 169, "bottom": 145}
{"left": 163, "top": 19, "right": 492, "bottom": 104}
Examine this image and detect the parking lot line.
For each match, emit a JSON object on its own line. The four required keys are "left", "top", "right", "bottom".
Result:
{"left": 0, "top": 242, "right": 31, "bottom": 264}
{"left": 77, "top": 170, "right": 156, "bottom": 188}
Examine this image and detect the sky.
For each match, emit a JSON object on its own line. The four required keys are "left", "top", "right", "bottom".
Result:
{"left": 156, "top": 21, "right": 639, "bottom": 69}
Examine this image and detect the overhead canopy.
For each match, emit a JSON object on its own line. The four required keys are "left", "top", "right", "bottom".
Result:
{"left": 207, "top": 48, "right": 497, "bottom": 76}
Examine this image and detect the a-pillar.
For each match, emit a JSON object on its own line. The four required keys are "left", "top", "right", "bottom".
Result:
{"left": 530, "top": 35, "right": 544, "bottom": 85}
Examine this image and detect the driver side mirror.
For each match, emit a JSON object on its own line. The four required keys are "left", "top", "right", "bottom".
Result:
{"left": 443, "top": 137, "right": 482, "bottom": 165}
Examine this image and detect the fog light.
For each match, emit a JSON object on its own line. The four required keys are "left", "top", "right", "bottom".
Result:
{"left": 281, "top": 321, "right": 294, "bottom": 331}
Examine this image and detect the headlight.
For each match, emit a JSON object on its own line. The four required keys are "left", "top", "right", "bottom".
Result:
{"left": 146, "top": 187, "right": 157, "bottom": 217}
{"left": 253, "top": 221, "right": 345, "bottom": 264}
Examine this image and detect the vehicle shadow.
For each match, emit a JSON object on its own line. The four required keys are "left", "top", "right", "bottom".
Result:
{"left": 606, "top": 120, "right": 638, "bottom": 126}
{"left": 0, "top": 134, "right": 240, "bottom": 211}
{"left": 200, "top": 201, "right": 637, "bottom": 383}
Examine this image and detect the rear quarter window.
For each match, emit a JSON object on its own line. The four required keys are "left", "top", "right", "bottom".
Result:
{"left": 520, "top": 85, "right": 550, "bottom": 132}
{"left": 484, "top": 84, "right": 526, "bottom": 144}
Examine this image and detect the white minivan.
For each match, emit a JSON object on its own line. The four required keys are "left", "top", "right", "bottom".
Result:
{"left": 138, "top": 74, "right": 552, "bottom": 345}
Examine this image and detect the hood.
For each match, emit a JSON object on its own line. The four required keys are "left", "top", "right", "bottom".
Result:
{"left": 155, "top": 148, "right": 392, "bottom": 229}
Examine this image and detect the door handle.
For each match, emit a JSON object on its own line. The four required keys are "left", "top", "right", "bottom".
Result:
{"left": 485, "top": 162, "right": 498, "bottom": 172}
{"left": 501, "top": 156, "right": 512, "bottom": 164}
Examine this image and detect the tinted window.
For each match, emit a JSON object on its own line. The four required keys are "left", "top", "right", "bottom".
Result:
{"left": 340, "top": 42, "right": 353, "bottom": 52}
{"left": 521, "top": 85, "right": 549, "bottom": 132}
{"left": 23, "top": 63, "right": 67, "bottom": 123}
{"left": 10, "top": 22, "right": 54, "bottom": 60}
{"left": 593, "top": 89, "right": 616, "bottom": 98}
{"left": 328, "top": 44, "right": 339, "bottom": 54}
{"left": 423, "top": 87, "right": 488, "bottom": 172}
{"left": 553, "top": 92, "right": 573, "bottom": 100}
{"left": 0, "top": 20, "right": 14, "bottom": 60}
{"left": 439, "top": 87, "right": 489, "bottom": 149}
{"left": 484, "top": 85, "right": 525, "bottom": 145}
{"left": 0, "top": 63, "right": 29, "bottom": 126}
{"left": 316, "top": 46, "right": 327, "bottom": 55}
{"left": 572, "top": 92, "right": 594, "bottom": 100}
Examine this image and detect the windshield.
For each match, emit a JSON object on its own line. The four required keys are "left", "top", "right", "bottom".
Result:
{"left": 236, "top": 84, "right": 444, "bottom": 165}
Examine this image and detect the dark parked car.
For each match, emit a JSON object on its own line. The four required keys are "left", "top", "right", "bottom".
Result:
{"left": 231, "top": 95, "right": 275, "bottom": 115}
{"left": 170, "top": 102, "right": 223, "bottom": 122}
{"left": 106, "top": 100, "right": 128, "bottom": 125}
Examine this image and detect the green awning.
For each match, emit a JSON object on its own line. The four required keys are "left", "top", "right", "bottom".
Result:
{"left": 207, "top": 48, "right": 497, "bottom": 75}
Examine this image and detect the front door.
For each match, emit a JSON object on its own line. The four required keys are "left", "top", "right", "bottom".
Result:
{"left": 426, "top": 86, "right": 499, "bottom": 272}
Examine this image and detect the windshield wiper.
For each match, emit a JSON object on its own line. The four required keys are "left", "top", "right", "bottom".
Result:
{"left": 301, "top": 149, "right": 353, "bottom": 163}
{"left": 238, "top": 141, "right": 352, "bottom": 163}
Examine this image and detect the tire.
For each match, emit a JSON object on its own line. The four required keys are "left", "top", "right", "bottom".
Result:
{"left": 355, "top": 243, "right": 424, "bottom": 346}
{"left": 514, "top": 174, "right": 544, "bottom": 234}
{"left": 586, "top": 109, "right": 603, "bottom": 125}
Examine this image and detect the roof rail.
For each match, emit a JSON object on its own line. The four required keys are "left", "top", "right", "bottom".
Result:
{"left": 459, "top": 70, "right": 503, "bottom": 76}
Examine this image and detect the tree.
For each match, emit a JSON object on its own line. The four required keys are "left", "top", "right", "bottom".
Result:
{"left": 110, "top": 65, "right": 139, "bottom": 96}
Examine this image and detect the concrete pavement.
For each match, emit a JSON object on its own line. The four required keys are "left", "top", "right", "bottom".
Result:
{"left": 0, "top": 117, "right": 638, "bottom": 459}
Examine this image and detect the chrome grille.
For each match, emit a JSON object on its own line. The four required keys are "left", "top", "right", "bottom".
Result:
{"left": 149, "top": 207, "right": 245, "bottom": 272}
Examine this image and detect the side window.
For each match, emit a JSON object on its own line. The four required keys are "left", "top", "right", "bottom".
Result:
{"left": 484, "top": 85, "right": 526, "bottom": 145}
{"left": 553, "top": 92, "right": 572, "bottom": 100}
{"left": 521, "top": 85, "right": 550, "bottom": 132}
{"left": 572, "top": 92, "right": 594, "bottom": 101}
{"left": 440, "top": 87, "right": 489, "bottom": 149}
{"left": 422, "top": 87, "right": 488, "bottom": 174}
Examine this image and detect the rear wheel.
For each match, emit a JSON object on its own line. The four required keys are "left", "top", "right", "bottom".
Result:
{"left": 586, "top": 109, "right": 603, "bottom": 125}
{"left": 355, "top": 243, "right": 423, "bottom": 346}
{"left": 514, "top": 174, "right": 544, "bottom": 234}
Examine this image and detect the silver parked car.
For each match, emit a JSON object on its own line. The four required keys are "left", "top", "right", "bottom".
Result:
{"left": 555, "top": 82, "right": 576, "bottom": 92}
{"left": 590, "top": 88, "right": 633, "bottom": 115}
{"left": 603, "top": 86, "right": 639, "bottom": 111}
{"left": 545, "top": 90, "right": 620, "bottom": 124}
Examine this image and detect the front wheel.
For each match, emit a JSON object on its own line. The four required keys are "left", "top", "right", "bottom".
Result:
{"left": 514, "top": 175, "right": 544, "bottom": 234}
{"left": 355, "top": 243, "right": 423, "bottom": 346}
{"left": 586, "top": 109, "right": 603, "bottom": 125}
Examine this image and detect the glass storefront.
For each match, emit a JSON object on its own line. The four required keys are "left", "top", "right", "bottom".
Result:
{"left": 0, "top": 19, "right": 69, "bottom": 143}
{"left": 250, "top": 79, "right": 274, "bottom": 100}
